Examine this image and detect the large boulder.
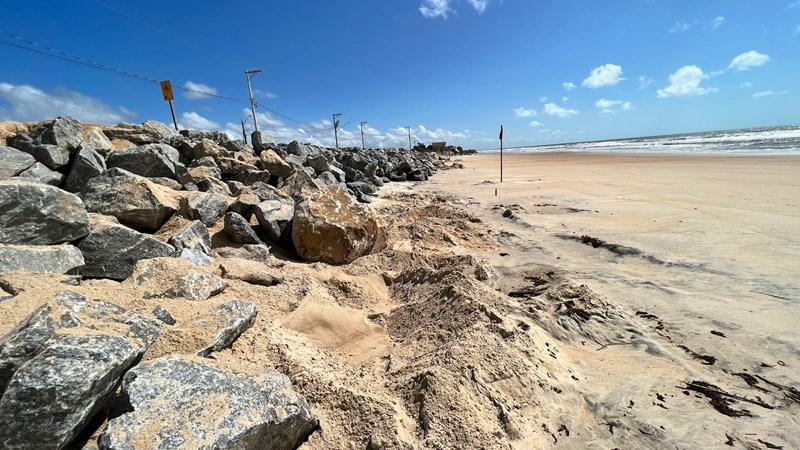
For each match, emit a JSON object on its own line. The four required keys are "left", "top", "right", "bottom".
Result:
{"left": 63, "top": 146, "right": 107, "bottom": 192}
{"left": 286, "top": 140, "right": 309, "bottom": 160}
{"left": 164, "top": 218, "right": 212, "bottom": 255}
{"left": 129, "top": 258, "right": 226, "bottom": 301}
{"left": 16, "top": 161, "right": 63, "bottom": 186}
{"left": 280, "top": 168, "right": 321, "bottom": 201}
{"left": 19, "top": 143, "right": 71, "bottom": 170}
{"left": 179, "top": 191, "right": 228, "bottom": 227}
{"left": 291, "top": 186, "right": 379, "bottom": 265}
{"left": 0, "top": 145, "right": 35, "bottom": 177}
{"left": 0, "top": 290, "right": 162, "bottom": 449}
{"left": 81, "top": 127, "right": 114, "bottom": 155}
{"left": 259, "top": 149, "right": 294, "bottom": 178}
{"left": 106, "top": 143, "right": 183, "bottom": 179}
{"left": 77, "top": 215, "right": 176, "bottom": 280}
{"left": 81, "top": 168, "right": 180, "bottom": 231}
{"left": 224, "top": 212, "right": 263, "bottom": 244}
{"left": 102, "top": 121, "right": 176, "bottom": 145}
{"left": 0, "top": 244, "right": 84, "bottom": 274}
{"left": 254, "top": 195, "right": 295, "bottom": 243}
{"left": 38, "top": 116, "right": 84, "bottom": 149}
{"left": 192, "top": 139, "right": 231, "bottom": 160}
{"left": 0, "top": 179, "right": 90, "bottom": 244}
{"left": 99, "top": 356, "right": 317, "bottom": 450}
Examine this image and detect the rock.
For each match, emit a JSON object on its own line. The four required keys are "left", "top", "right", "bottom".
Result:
{"left": 20, "top": 143, "right": 71, "bottom": 169}
{"left": 214, "top": 244, "right": 271, "bottom": 262}
{"left": 106, "top": 143, "right": 183, "bottom": 179}
{"left": 99, "top": 356, "right": 317, "bottom": 450}
{"left": 407, "top": 168, "right": 428, "bottom": 181}
{"left": 0, "top": 244, "right": 84, "bottom": 274}
{"left": 232, "top": 168, "right": 271, "bottom": 185}
{"left": 193, "top": 299, "right": 257, "bottom": 356}
{"left": 81, "top": 127, "right": 114, "bottom": 155}
{"left": 38, "top": 116, "right": 83, "bottom": 149}
{"left": 291, "top": 186, "right": 379, "bottom": 265}
{"left": 179, "top": 247, "right": 214, "bottom": 266}
{"left": 259, "top": 149, "right": 294, "bottom": 178}
{"left": 329, "top": 165, "right": 346, "bottom": 182}
{"left": 217, "top": 157, "right": 260, "bottom": 178}
{"left": 220, "top": 262, "right": 281, "bottom": 287}
{"left": 162, "top": 272, "right": 227, "bottom": 301}
{"left": 226, "top": 180, "right": 245, "bottom": 196}
{"left": 17, "top": 161, "right": 63, "bottom": 185}
{"left": 286, "top": 140, "right": 309, "bottom": 159}
{"left": 192, "top": 139, "right": 231, "bottom": 160}
{"left": 0, "top": 179, "right": 90, "bottom": 244}
{"left": 0, "top": 121, "right": 28, "bottom": 146}
{"left": 142, "top": 120, "right": 179, "bottom": 141}
{"left": 316, "top": 170, "right": 339, "bottom": 186}
{"left": 63, "top": 146, "right": 106, "bottom": 192}
{"left": 224, "top": 212, "right": 263, "bottom": 244}
{"left": 196, "top": 176, "right": 231, "bottom": 196}
{"left": 102, "top": 121, "right": 175, "bottom": 145}
{"left": 254, "top": 198, "right": 295, "bottom": 243}
{"left": 149, "top": 176, "right": 183, "bottom": 190}
{"left": 0, "top": 290, "right": 161, "bottom": 448}
{"left": 166, "top": 219, "right": 212, "bottom": 255}
{"left": 307, "top": 154, "right": 332, "bottom": 174}
{"left": 280, "top": 168, "right": 321, "bottom": 201}
{"left": 81, "top": 168, "right": 180, "bottom": 231}
{"left": 0, "top": 145, "right": 35, "bottom": 177}
{"left": 77, "top": 215, "right": 176, "bottom": 280}
{"left": 180, "top": 164, "right": 222, "bottom": 185}
{"left": 179, "top": 191, "right": 228, "bottom": 227}
{"left": 153, "top": 305, "right": 176, "bottom": 325}
{"left": 228, "top": 190, "right": 260, "bottom": 219}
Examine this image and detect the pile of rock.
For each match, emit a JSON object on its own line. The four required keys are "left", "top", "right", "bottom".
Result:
{"left": 1, "top": 116, "right": 443, "bottom": 277}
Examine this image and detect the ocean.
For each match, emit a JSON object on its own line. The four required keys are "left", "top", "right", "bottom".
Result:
{"left": 503, "top": 125, "right": 800, "bottom": 154}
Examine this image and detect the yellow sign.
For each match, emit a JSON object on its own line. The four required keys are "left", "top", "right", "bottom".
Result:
{"left": 160, "top": 80, "right": 174, "bottom": 101}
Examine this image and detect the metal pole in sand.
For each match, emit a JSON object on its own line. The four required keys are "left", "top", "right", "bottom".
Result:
{"left": 499, "top": 125, "right": 504, "bottom": 183}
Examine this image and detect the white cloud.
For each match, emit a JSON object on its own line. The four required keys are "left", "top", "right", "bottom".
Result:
{"left": 254, "top": 89, "right": 277, "bottom": 99}
{"left": 183, "top": 81, "right": 218, "bottom": 100}
{"left": 0, "top": 81, "right": 134, "bottom": 123}
{"left": 739, "top": 81, "right": 753, "bottom": 88}
{"left": 638, "top": 76, "right": 654, "bottom": 89}
{"left": 561, "top": 96, "right": 568, "bottom": 102}
{"left": 753, "top": 90, "right": 789, "bottom": 98}
{"left": 419, "top": 0, "right": 452, "bottom": 18}
{"left": 582, "top": 64, "right": 625, "bottom": 88}
{"left": 709, "top": 16, "right": 725, "bottom": 30}
{"left": 669, "top": 21, "right": 696, "bottom": 33}
{"left": 543, "top": 103, "right": 579, "bottom": 118}
{"left": 657, "top": 65, "right": 717, "bottom": 98}
{"left": 562, "top": 82, "right": 576, "bottom": 91}
{"left": 467, "top": 0, "right": 488, "bottom": 14}
{"left": 529, "top": 120, "right": 543, "bottom": 128}
{"left": 788, "top": 1, "right": 800, "bottom": 9}
{"left": 181, "top": 111, "right": 219, "bottom": 131}
{"left": 729, "top": 50, "right": 770, "bottom": 71}
{"left": 513, "top": 106, "right": 537, "bottom": 118}
{"left": 539, "top": 96, "right": 549, "bottom": 103}
{"left": 595, "top": 98, "right": 633, "bottom": 114}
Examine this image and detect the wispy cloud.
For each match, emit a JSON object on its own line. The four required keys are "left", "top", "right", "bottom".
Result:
{"left": 254, "top": 89, "right": 277, "bottom": 99}
{"left": 669, "top": 21, "right": 696, "bottom": 33}
{"left": 0, "top": 81, "right": 134, "bottom": 123}
{"left": 582, "top": 64, "right": 625, "bottom": 88}
{"left": 529, "top": 120, "right": 543, "bottom": 128}
{"left": 657, "top": 65, "right": 717, "bottom": 98}
{"left": 419, "top": 0, "right": 452, "bottom": 18}
{"left": 183, "top": 81, "right": 218, "bottom": 100}
{"left": 595, "top": 98, "right": 633, "bottom": 114}
{"left": 787, "top": 1, "right": 800, "bottom": 9}
{"left": 181, "top": 111, "right": 220, "bottom": 131}
{"left": 728, "top": 50, "right": 770, "bottom": 71}
{"left": 709, "top": 16, "right": 725, "bottom": 30}
{"left": 513, "top": 106, "right": 537, "bottom": 118}
{"left": 466, "top": 0, "right": 488, "bottom": 14}
{"left": 562, "top": 82, "right": 576, "bottom": 91}
{"left": 638, "top": 76, "right": 654, "bottom": 89}
{"left": 753, "top": 90, "right": 789, "bottom": 98}
{"left": 543, "top": 102, "right": 579, "bottom": 118}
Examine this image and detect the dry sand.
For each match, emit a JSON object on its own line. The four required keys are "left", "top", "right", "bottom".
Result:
{"left": 1, "top": 152, "right": 798, "bottom": 449}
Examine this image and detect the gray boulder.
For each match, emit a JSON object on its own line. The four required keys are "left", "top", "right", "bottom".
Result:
{"left": 106, "top": 143, "right": 183, "bottom": 180}
{"left": 179, "top": 191, "right": 228, "bottom": 227}
{"left": 99, "top": 356, "right": 317, "bottom": 450}
{"left": 20, "top": 143, "right": 71, "bottom": 169}
{"left": 0, "top": 290, "right": 161, "bottom": 449}
{"left": 0, "top": 179, "right": 90, "bottom": 244}
{"left": 77, "top": 215, "right": 176, "bottom": 280}
{"left": 167, "top": 220, "right": 212, "bottom": 255}
{"left": 0, "top": 146, "right": 35, "bottom": 177}
{"left": 102, "top": 121, "right": 175, "bottom": 145}
{"left": 286, "top": 140, "right": 309, "bottom": 159}
{"left": 17, "top": 161, "right": 64, "bottom": 185}
{"left": 179, "top": 247, "right": 214, "bottom": 266}
{"left": 214, "top": 244, "right": 271, "bottom": 262}
{"left": 259, "top": 148, "right": 294, "bottom": 178}
{"left": 38, "top": 116, "right": 84, "bottom": 149}
{"left": 194, "top": 299, "right": 257, "bottom": 356}
{"left": 63, "top": 146, "right": 107, "bottom": 192}
{"left": 224, "top": 212, "right": 262, "bottom": 244}
{"left": 0, "top": 244, "right": 84, "bottom": 274}
{"left": 81, "top": 168, "right": 180, "bottom": 231}
{"left": 81, "top": 128, "right": 114, "bottom": 155}
{"left": 254, "top": 199, "right": 295, "bottom": 243}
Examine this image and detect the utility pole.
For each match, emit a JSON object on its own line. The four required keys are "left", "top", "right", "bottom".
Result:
{"left": 406, "top": 127, "right": 412, "bottom": 151}
{"left": 245, "top": 69, "right": 262, "bottom": 147}
{"left": 333, "top": 113, "right": 342, "bottom": 149}
{"left": 360, "top": 121, "right": 368, "bottom": 150}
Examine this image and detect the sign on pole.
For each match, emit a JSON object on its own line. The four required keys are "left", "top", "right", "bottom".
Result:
{"left": 160, "top": 80, "right": 178, "bottom": 131}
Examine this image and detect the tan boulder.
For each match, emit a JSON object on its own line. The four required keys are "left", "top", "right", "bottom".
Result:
{"left": 291, "top": 186, "right": 378, "bottom": 265}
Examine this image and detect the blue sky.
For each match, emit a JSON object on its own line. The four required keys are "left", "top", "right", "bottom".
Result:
{"left": 1, "top": 0, "right": 798, "bottom": 148}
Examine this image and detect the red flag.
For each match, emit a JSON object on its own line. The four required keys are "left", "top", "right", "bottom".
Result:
{"left": 499, "top": 125, "right": 504, "bottom": 141}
